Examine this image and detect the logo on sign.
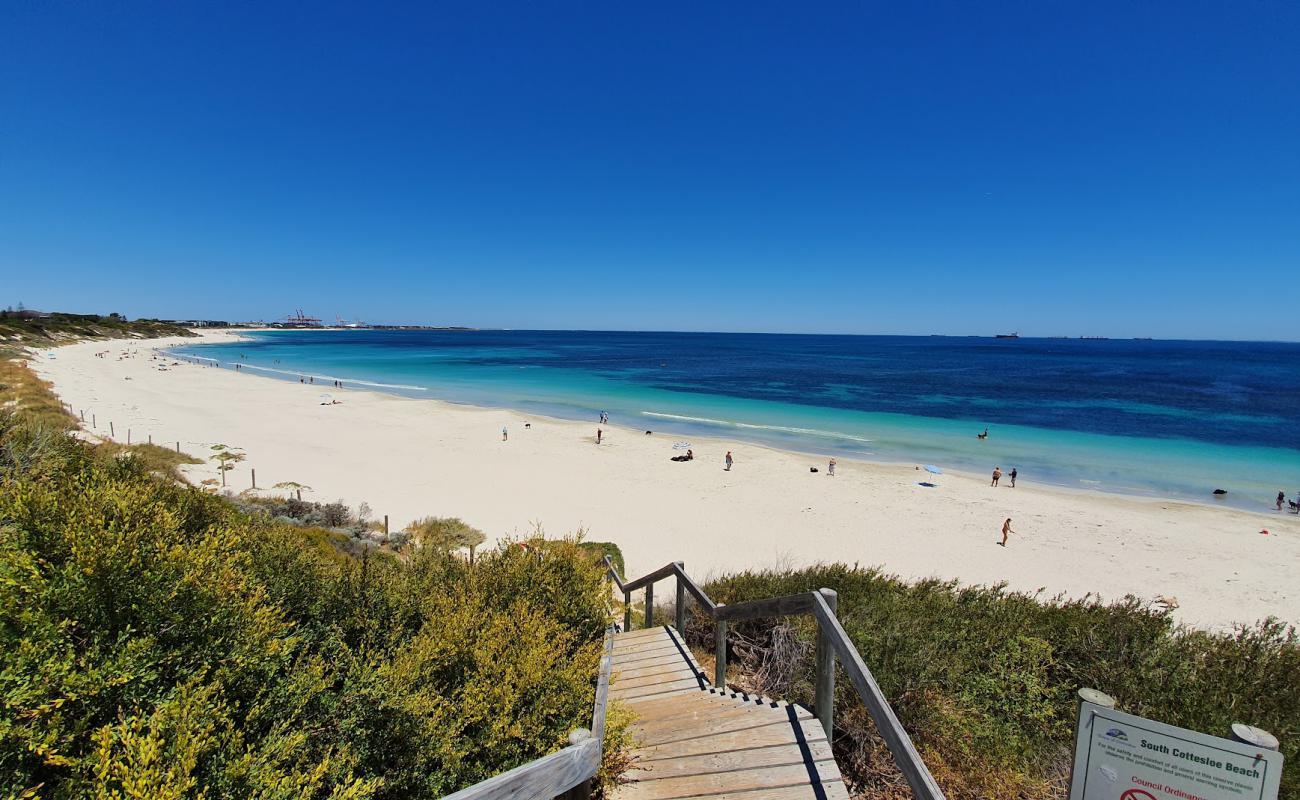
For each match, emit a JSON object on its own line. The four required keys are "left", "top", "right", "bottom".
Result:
{"left": 1119, "top": 791, "right": 1156, "bottom": 800}
{"left": 1104, "top": 728, "right": 1128, "bottom": 742}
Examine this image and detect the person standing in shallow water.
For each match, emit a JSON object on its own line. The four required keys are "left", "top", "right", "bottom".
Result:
{"left": 1000, "top": 518, "right": 1014, "bottom": 547}
{"left": 724, "top": 451, "right": 733, "bottom": 471}
{"left": 1279, "top": 491, "right": 1287, "bottom": 511}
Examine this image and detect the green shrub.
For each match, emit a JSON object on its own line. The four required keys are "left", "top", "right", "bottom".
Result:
{"left": 0, "top": 390, "right": 620, "bottom": 797}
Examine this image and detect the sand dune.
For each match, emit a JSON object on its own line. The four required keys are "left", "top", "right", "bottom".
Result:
{"left": 30, "top": 332, "right": 1300, "bottom": 631}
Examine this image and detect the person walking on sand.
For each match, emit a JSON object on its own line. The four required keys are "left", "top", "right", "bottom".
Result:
{"left": 1279, "top": 491, "right": 1287, "bottom": 511}
{"left": 502, "top": 426, "right": 508, "bottom": 442}
{"left": 1000, "top": 518, "right": 1014, "bottom": 547}
{"left": 828, "top": 458, "right": 836, "bottom": 476}
{"left": 725, "top": 451, "right": 733, "bottom": 471}
{"left": 1009, "top": 468, "right": 1017, "bottom": 488}
{"left": 991, "top": 466, "right": 1002, "bottom": 487}
{"left": 596, "top": 428, "right": 602, "bottom": 444}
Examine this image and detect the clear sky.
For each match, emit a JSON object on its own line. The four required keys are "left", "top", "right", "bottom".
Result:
{"left": 2, "top": 2, "right": 1297, "bottom": 339}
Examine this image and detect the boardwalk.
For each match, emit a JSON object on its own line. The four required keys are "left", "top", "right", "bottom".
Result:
{"left": 609, "top": 625, "right": 849, "bottom": 800}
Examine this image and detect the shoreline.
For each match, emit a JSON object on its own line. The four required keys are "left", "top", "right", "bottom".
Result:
{"left": 29, "top": 331, "right": 1300, "bottom": 630}
{"left": 166, "top": 330, "right": 1294, "bottom": 518}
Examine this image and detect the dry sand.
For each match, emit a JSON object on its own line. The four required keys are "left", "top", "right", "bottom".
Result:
{"left": 30, "top": 332, "right": 1300, "bottom": 631}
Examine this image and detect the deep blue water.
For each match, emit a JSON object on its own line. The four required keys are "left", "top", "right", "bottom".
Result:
{"left": 174, "top": 330, "right": 1300, "bottom": 509}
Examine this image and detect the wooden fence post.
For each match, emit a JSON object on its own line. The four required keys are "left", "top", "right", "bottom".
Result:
{"left": 127, "top": 429, "right": 131, "bottom": 445}
{"left": 92, "top": 414, "right": 96, "bottom": 428}
{"left": 644, "top": 582, "right": 654, "bottom": 629}
{"left": 714, "top": 618, "right": 728, "bottom": 688}
{"left": 623, "top": 591, "right": 632, "bottom": 632}
{"left": 815, "top": 588, "right": 838, "bottom": 743}
{"left": 176, "top": 441, "right": 181, "bottom": 453}
{"left": 109, "top": 421, "right": 114, "bottom": 437}
{"left": 384, "top": 514, "right": 389, "bottom": 535}
{"left": 1067, "top": 689, "right": 1116, "bottom": 797}
{"left": 675, "top": 561, "right": 686, "bottom": 633}
{"left": 80, "top": 410, "right": 85, "bottom": 421}
{"left": 251, "top": 468, "right": 256, "bottom": 489}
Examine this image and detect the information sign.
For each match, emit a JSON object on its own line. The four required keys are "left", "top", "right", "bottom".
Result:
{"left": 1069, "top": 702, "right": 1282, "bottom": 800}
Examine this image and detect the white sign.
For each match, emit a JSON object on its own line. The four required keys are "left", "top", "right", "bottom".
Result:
{"left": 1069, "top": 702, "right": 1282, "bottom": 800}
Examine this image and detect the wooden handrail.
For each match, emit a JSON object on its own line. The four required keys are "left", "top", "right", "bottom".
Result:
{"left": 439, "top": 625, "right": 616, "bottom": 800}
{"left": 606, "top": 557, "right": 947, "bottom": 800}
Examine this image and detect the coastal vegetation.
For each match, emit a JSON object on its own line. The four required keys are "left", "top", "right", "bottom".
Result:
{"left": 689, "top": 565, "right": 1299, "bottom": 799}
{"left": 0, "top": 309, "right": 194, "bottom": 344}
{"left": 0, "top": 356, "right": 624, "bottom": 798}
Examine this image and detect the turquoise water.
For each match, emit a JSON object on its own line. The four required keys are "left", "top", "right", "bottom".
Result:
{"left": 172, "top": 330, "right": 1300, "bottom": 511}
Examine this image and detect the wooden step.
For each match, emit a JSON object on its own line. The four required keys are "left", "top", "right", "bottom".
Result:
{"left": 608, "top": 626, "right": 845, "bottom": 800}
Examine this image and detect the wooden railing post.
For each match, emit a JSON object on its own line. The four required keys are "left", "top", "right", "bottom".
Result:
{"left": 623, "top": 591, "right": 632, "bottom": 631}
{"left": 674, "top": 561, "right": 686, "bottom": 632}
{"left": 714, "top": 617, "right": 727, "bottom": 688}
{"left": 644, "top": 582, "right": 654, "bottom": 629}
{"left": 560, "top": 729, "right": 594, "bottom": 800}
{"left": 815, "top": 588, "right": 838, "bottom": 744}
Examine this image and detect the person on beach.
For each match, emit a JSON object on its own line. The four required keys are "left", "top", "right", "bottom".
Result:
{"left": 725, "top": 451, "right": 733, "bottom": 471}
{"left": 502, "top": 426, "right": 508, "bottom": 441}
{"left": 991, "top": 466, "right": 1001, "bottom": 487}
{"left": 1000, "top": 518, "right": 1014, "bottom": 547}
{"left": 1279, "top": 491, "right": 1287, "bottom": 511}
{"left": 596, "top": 428, "right": 602, "bottom": 444}
{"left": 828, "top": 458, "right": 836, "bottom": 476}
{"left": 1009, "top": 468, "right": 1017, "bottom": 488}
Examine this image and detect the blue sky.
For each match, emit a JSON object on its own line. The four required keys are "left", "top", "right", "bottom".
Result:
{"left": 2, "top": 2, "right": 1297, "bottom": 339}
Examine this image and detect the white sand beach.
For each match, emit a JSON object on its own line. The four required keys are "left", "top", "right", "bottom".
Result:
{"left": 30, "top": 332, "right": 1300, "bottom": 631}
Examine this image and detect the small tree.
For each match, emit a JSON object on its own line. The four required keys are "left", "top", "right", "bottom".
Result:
{"left": 405, "top": 516, "right": 487, "bottom": 561}
{"left": 209, "top": 444, "right": 245, "bottom": 487}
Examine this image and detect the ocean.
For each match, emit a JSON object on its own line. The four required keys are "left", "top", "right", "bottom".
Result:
{"left": 173, "top": 330, "right": 1300, "bottom": 510}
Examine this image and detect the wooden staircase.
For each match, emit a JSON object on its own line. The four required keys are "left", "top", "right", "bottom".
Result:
{"left": 610, "top": 625, "right": 848, "bottom": 800}
{"left": 441, "top": 558, "right": 945, "bottom": 800}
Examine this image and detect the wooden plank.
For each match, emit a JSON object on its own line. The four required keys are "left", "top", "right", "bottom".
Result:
{"left": 613, "top": 630, "right": 673, "bottom": 646}
{"left": 615, "top": 633, "right": 671, "bottom": 648}
{"left": 614, "top": 760, "right": 842, "bottom": 800}
{"left": 613, "top": 671, "right": 704, "bottom": 695}
{"left": 630, "top": 701, "right": 780, "bottom": 734}
{"left": 611, "top": 677, "right": 705, "bottom": 701}
{"left": 613, "top": 645, "right": 683, "bottom": 663}
{"left": 635, "top": 714, "right": 828, "bottom": 755}
{"left": 636, "top": 720, "right": 828, "bottom": 762}
{"left": 612, "top": 650, "right": 690, "bottom": 669}
{"left": 682, "top": 783, "right": 850, "bottom": 800}
{"left": 613, "top": 661, "right": 702, "bottom": 682}
{"left": 812, "top": 593, "right": 945, "bottom": 800}
{"left": 632, "top": 739, "right": 836, "bottom": 780}
{"left": 440, "top": 738, "right": 599, "bottom": 800}
{"left": 623, "top": 691, "right": 799, "bottom": 720}
{"left": 611, "top": 671, "right": 702, "bottom": 697}
{"left": 612, "top": 641, "right": 683, "bottom": 659}
{"left": 713, "top": 592, "right": 816, "bottom": 623}
{"left": 632, "top": 704, "right": 820, "bottom": 743}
